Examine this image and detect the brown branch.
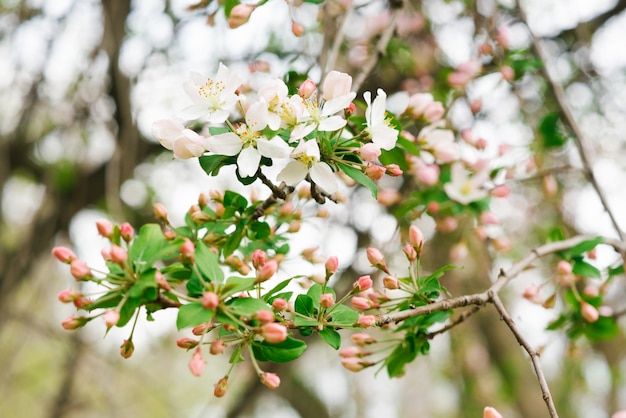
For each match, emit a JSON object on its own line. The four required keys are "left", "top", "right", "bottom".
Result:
{"left": 489, "top": 291, "right": 559, "bottom": 418}
{"left": 426, "top": 305, "right": 483, "bottom": 340}
{"left": 516, "top": 2, "right": 625, "bottom": 242}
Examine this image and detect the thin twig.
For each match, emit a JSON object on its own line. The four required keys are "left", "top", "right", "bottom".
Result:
{"left": 426, "top": 305, "right": 483, "bottom": 340}
{"left": 489, "top": 291, "right": 559, "bottom": 418}
{"left": 352, "top": 7, "right": 402, "bottom": 92}
{"left": 516, "top": 3, "right": 625, "bottom": 242}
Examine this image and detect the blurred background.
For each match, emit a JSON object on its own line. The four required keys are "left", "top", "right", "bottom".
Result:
{"left": 2, "top": 0, "right": 626, "bottom": 417}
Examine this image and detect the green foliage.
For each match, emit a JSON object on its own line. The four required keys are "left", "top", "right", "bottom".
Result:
{"left": 539, "top": 112, "right": 567, "bottom": 149}
{"left": 251, "top": 337, "right": 307, "bottom": 363}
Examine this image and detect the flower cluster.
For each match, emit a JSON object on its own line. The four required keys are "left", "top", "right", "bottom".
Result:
{"left": 152, "top": 65, "right": 399, "bottom": 197}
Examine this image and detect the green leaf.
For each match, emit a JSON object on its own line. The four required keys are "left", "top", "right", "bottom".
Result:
{"left": 199, "top": 154, "right": 228, "bottom": 176}
{"left": 249, "top": 221, "right": 271, "bottom": 240}
{"left": 294, "top": 294, "right": 315, "bottom": 317}
{"left": 251, "top": 337, "right": 307, "bottom": 363}
{"left": 87, "top": 290, "right": 123, "bottom": 310}
{"left": 539, "top": 112, "right": 567, "bottom": 149}
{"left": 208, "top": 127, "right": 230, "bottom": 135}
{"left": 294, "top": 316, "right": 321, "bottom": 327}
{"left": 195, "top": 241, "right": 224, "bottom": 283}
{"left": 117, "top": 296, "right": 141, "bottom": 327}
{"left": 129, "top": 269, "right": 158, "bottom": 303}
{"left": 220, "top": 276, "right": 257, "bottom": 298}
{"left": 227, "top": 298, "right": 271, "bottom": 317}
{"left": 129, "top": 224, "right": 182, "bottom": 274}
{"left": 328, "top": 304, "right": 359, "bottom": 327}
{"left": 263, "top": 277, "right": 297, "bottom": 301}
{"left": 379, "top": 147, "right": 409, "bottom": 171}
{"left": 337, "top": 162, "right": 378, "bottom": 199}
{"left": 572, "top": 260, "right": 601, "bottom": 279}
{"left": 224, "top": 191, "right": 248, "bottom": 212}
{"left": 561, "top": 237, "right": 603, "bottom": 260}
{"left": 319, "top": 327, "right": 341, "bottom": 350}
{"left": 385, "top": 337, "right": 419, "bottom": 378}
{"left": 397, "top": 136, "right": 420, "bottom": 157}
{"left": 223, "top": 225, "right": 245, "bottom": 257}
{"left": 306, "top": 284, "right": 334, "bottom": 308}
{"left": 176, "top": 302, "right": 213, "bottom": 330}
{"left": 583, "top": 316, "right": 620, "bottom": 341}
{"left": 546, "top": 314, "right": 568, "bottom": 331}
{"left": 186, "top": 273, "right": 205, "bottom": 297}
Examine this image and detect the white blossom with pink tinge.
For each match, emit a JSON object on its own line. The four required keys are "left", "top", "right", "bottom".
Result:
{"left": 364, "top": 88, "right": 399, "bottom": 150}
{"left": 152, "top": 119, "right": 211, "bottom": 159}
{"left": 277, "top": 140, "right": 338, "bottom": 194}
{"left": 444, "top": 163, "right": 490, "bottom": 205}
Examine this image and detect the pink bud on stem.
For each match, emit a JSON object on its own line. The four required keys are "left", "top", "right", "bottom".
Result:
{"left": 260, "top": 372, "right": 281, "bottom": 389}
{"left": 188, "top": 347, "right": 205, "bottom": 377}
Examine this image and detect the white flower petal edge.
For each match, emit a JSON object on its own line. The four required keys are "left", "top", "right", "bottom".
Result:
{"left": 237, "top": 146, "right": 262, "bottom": 178}
{"left": 310, "top": 162, "right": 338, "bottom": 194}
{"left": 277, "top": 161, "right": 308, "bottom": 186}
{"left": 364, "top": 89, "right": 399, "bottom": 150}
{"left": 206, "top": 132, "right": 242, "bottom": 156}
{"left": 257, "top": 136, "right": 291, "bottom": 159}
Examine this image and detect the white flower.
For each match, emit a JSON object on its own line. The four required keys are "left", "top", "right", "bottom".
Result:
{"left": 444, "top": 163, "right": 489, "bottom": 205}
{"left": 181, "top": 63, "right": 242, "bottom": 123}
{"left": 289, "top": 71, "right": 357, "bottom": 141}
{"left": 277, "top": 140, "right": 338, "bottom": 194}
{"left": 206, "top": 100, "right": 291, "bottom": 178}
{"left": 419, "top": 128, "right": 460, "bottom": 163}
{"left": 258, "top": 79, "right": 289, "bottom": 131}
{"left": 364, "top": 89, "right": 399, "bottom": 150}
{"left": 152, "top": 119, "right": 210, "bottom": 159}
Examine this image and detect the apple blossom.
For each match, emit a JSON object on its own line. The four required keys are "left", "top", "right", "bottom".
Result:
{"left": 444, "top": 163, "right": 490, "bottom": 205}
{"left": 277, "top": 139, "right": 338, "bottom": 194}
{"left": 152, "top": 119, "right": 210, "bottom": 159}
{"left": 364, "top": 89, "right": 399, "bottom": 150}
{"left": 181, "top": 64, "right": 242, "bottom": 123}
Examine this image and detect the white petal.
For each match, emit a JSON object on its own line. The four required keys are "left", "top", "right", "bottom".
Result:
{"left": 277, "top": 161, "right": 308, "bottom": 186}
{"left": 371, "top": 89, "right": 387, "bottom": 124}
{"left": 371, "top": 125, "right": 399, "bottom": 150}
{"left": 310, "top": 162, "right": 338, "bottom": 194}
{"left": 207, "top": 109, "right": 231, "bottom": 124}
{"left": 173, "top": 137, "right": 205, "bottom": 159}
{"left": 322, "top": 71, "right": 353, "bottom": 101}
{"left": 290, "top": 123, "right": 315, "bottom": 141}
{"left": 318, "top": 115, "right": 347, "bottom": 132}
{"left": 206, "top": 132, "right": 242, "bottom": 156}
{"left": 386, "top": 91, "right": 410, "bottom": 115}
{"left": 246, "top": 101, "right": 269, "bottom": 132}
{"left": 322, "top": 92, "right": 357, "bottom": 116}
{"left": 237, "top": 146, "right": 261, "bottom": 178}
{"left": 303, "top": 140, "right": 321, "bottom": 161}
{"left": 151, "top": 119, "right": 184, "bottom": 150}
{"left": 267, "top": 112, "right": 282, "bottom": 131}
{"left": 257, "top": 136, "right": 291, "bottom": 159}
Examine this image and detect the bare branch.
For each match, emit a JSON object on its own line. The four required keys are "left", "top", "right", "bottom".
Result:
{"left": 489, "top": 291, "right": 559, "bottom": 417}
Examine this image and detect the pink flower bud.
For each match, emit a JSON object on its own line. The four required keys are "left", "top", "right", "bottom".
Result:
{"left": 291, "top": 20, "right": 304, "bottom": 37}
{"left": 403, "top": 244, "right": 417, "bottom": 262}
{"left": 483, "top": 406, "right": 503, "bottom": 418}
{"left": 423, "top": 101, "right": 445, "bottom": 122}
{"left": 176, "top": 338, "right": 199, "bottom": 349}
{"left": 120, "top": 339, "right": 134, "bottom": 359}
{"left": 351, "top": 296, "right": 371, "bottom": 310}
{"left": 345, "top": 102, "right": 356, "bottom": 116}
{"left": 101, "top": 248, "right": 111, "bottom": 261}
{"left": 70, "top": 260, "right": 91, "bottom": 280}
{"left": 228, "top": 4, "right": 254, "bottom": 29}
{"left": 351, "top": 332, "right": 376, "bottom": 346}
{"left": 109, "top": 245, "right": 128, "bottom": 265}
{"left": 408, "top": 225, "right": 424, "bottom": 249}
{"left": 542, "top": 174, "right": 558, "bottom": 197}
{"left": 480, "top": 211, "right": 499, "bottom": 225}
{"left": 354, "top": 275, "right": 373, "bottom": 291}
{"left": 261, "top": 322, "right": 288, "bottom": 344}
{"left": 103, "top": 310, "right": 120, "bottom": 328}
{"left": 416, "top": 163, "right": 440, "bottom": 185}
{"left": 581, "top": 302, "right": 599, "bottom": 323}
{"left": 96, "top": 219, "right": 113, "bottom": 238}
{"left": 210, "top": 339, "right": 226, "bottom": 355}
{"left": 252, "top": 249, "right": 267, "bottom": 269}
{"left": 120, "top": 222, "right": 134, "bottom": 241}
{"left": 556, "top": 260, "right": 572, "bottom": 275}
{"left": 599, "top": 306, "right": 614, "bottom": 317}
{"left": 470, "top": 99, "right": 482, "bottom": 114}
{"left": 385, "top": 164, "right": 403, "bottom": 177}
{"left": 52, "top": 246, "right": 77, "bottom": 263}
{"left": 500, "top": 65, "right": 515, "bottom": 81}
{"left": 214, "top": 376, "right": 228, "bottom": 397}
{"left": 583, "top": 285, "right": 599, "bottom": 298}
{"left": 523, "top": 285, "right": 541, "bottom": 304}
{"left": 359, "top": 143, "right": 381, "bottom": 162}
{"left": 612, "top": 411, "right": 626, "bottom": 418}
{"left": 57, "top": 289, "right": 82, "bottom": 303}
{"left": 492, "top": 236, "right": 512, "bottom": 253}
{"left": 357, "top": 315, "right": 376, "bottom": 328}
{"left": 155, "top": 270, "right": 171, "bottom": 291}
{"left": 325, "top": 256, "right": 339, "bottom": 276}
{"left": 298, "top": 78, "right": 317, "bottom": 99}
{"left": 256, "top": 259, "right": 278, "bottom": 283}
{"left": 254, "top": 310, "right": 275, "bottom": 324}
{"left": 73, "top": 297, "right": 93, "bottom": 309}
{"left": 153, "top": 202, "right": 168, "bottom": 221}
{"left": 437, "top": 216, "right": 458, "bottom": 233}
{"left": 587, "top": 248, "right": 597, "bottom": 260}
{"left": 201, "top": 292, "right": 219, "bottom": 310}
{"left": 449, "top": 242, "right": 468, "bottom": 263}
{"left": 365, "top": 164, "right": 385, "bottom": 180}
{"left": 61, "top": 315, "right": 89, "bottom": 330}
{"left": 366, "top": 247, "right": 385, "bottom": 269}
{"left": 339, "top": 346, "right": 361, "bottom": 358}
{"left": 272, "top": 298, "right": 288, "bottom": 311}
{"left": 341, "top": 357, "right": 369, "bottom": 372}
{"left": 427, "top": 201, "right": 440, "bottom": 214}
{"left": 260, "top": 372, "right": 281, "bottom": 389}
{"left": 192, "top": 323, "right": 210, "bottom": 336}
{"left": 189, "top": 347, "right": 205, "bottom": 377}
{"left": 491, "top": 185, "right": 510, "bottom": 198}
{"left": 180, "top": 238, "right": 195, "bottom": 261}
{"left": 383, "top": 275, "right": 400, "bottom": 290}
{"left": 320, "top": 293, "right": 335, "bottom": 308}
